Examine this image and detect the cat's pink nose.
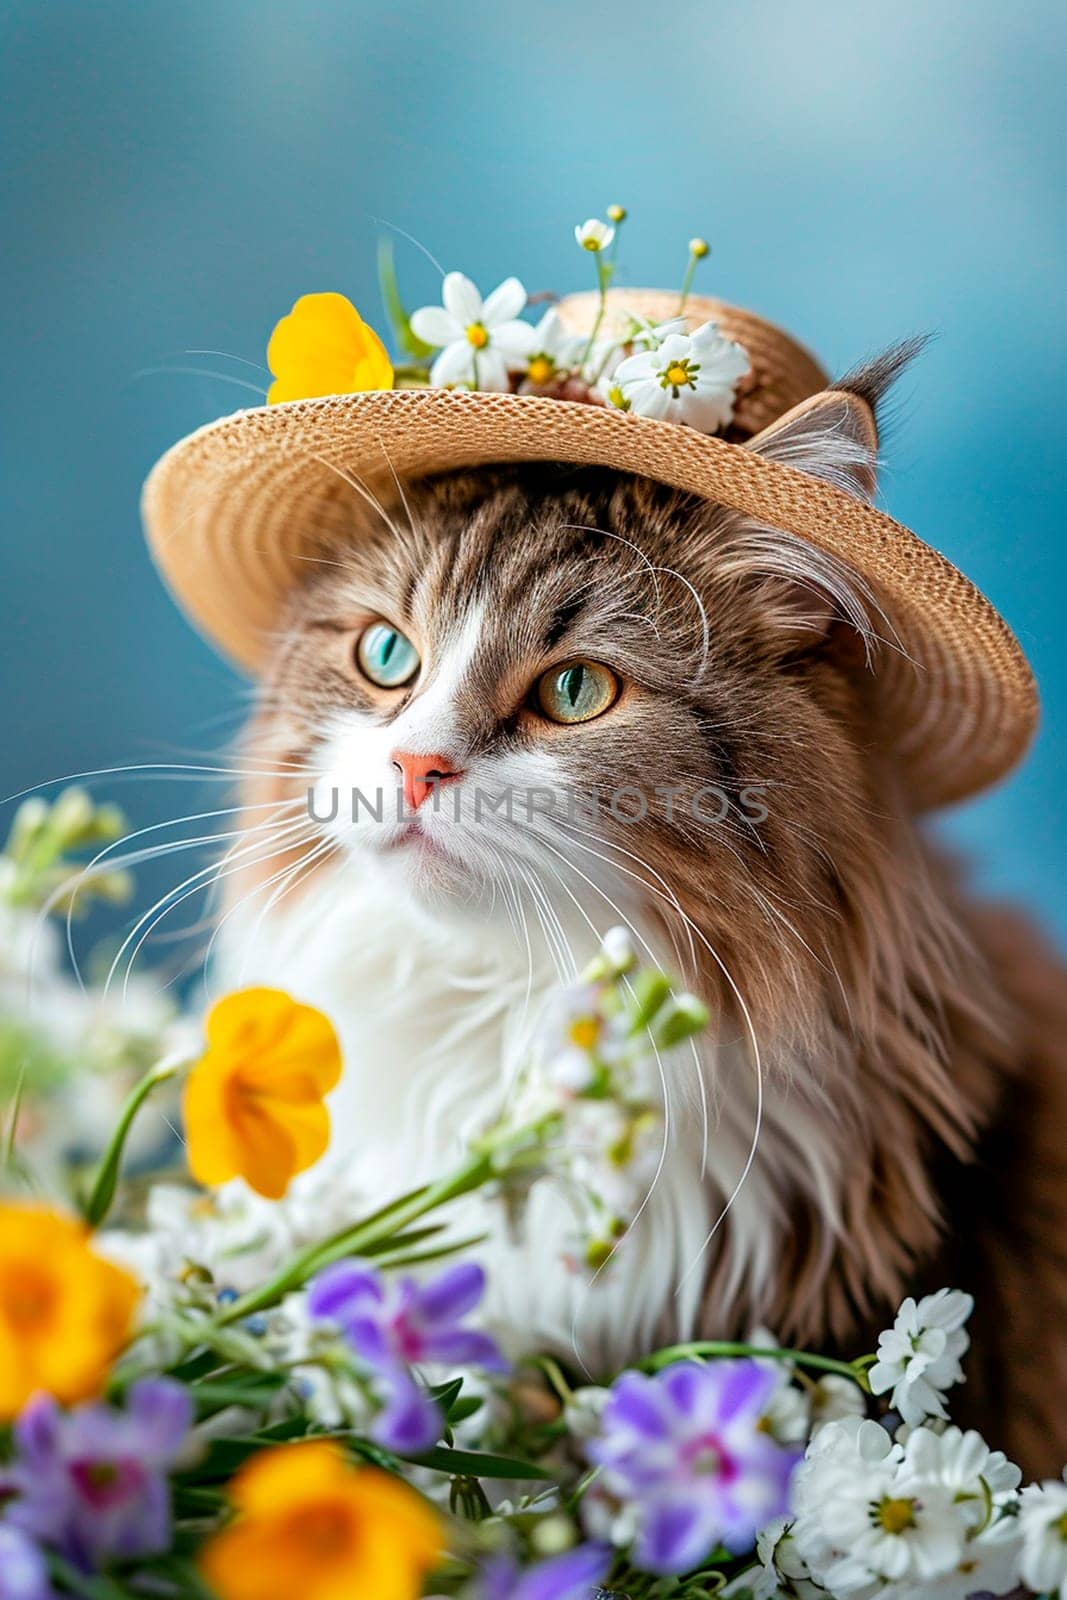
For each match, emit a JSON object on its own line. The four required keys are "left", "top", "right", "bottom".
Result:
{"left": 391, "top": 750, "right": 463, "bottom": 812}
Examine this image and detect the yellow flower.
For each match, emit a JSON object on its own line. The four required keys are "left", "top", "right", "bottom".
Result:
{"left": 200, "top": 1442, "right": 443, "bottom": 1600}
{"left": 0, "top": 1203, "right": 140, "bottom": 1417}
{"left": 267, "top": 292, "right": 394, "bottom": 404}
{"left": 183, "top": 987, "right": 343, "bottom": 1200}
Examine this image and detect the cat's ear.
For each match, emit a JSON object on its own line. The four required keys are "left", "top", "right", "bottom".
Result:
{"left": 745, "top": 339, "right": 924, "bottom": 499}
{"left": 726, "top": 340, "right": 925, "bottom": 650}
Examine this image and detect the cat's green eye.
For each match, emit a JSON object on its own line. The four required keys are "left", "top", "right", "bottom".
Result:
{"left": 535, "top": 661, "right": 620, "bottom": 725}
{"left": 355, "top": 622, "right": 420, "bottom": 688}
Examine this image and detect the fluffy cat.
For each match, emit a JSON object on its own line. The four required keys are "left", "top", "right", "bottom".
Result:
{"left": 219, "top": 355, "right": 1067, "bottom": 1473}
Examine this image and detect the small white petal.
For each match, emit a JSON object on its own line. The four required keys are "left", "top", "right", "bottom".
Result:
{"left": 409, "top": 305, "right": 461, "bottom": 347}
{"left": 625, "top": 379, "right": 674, "bottom": 420}
{"left": 491, "top": 318, "right": 538, "bottom": 367}
{"left": 430, "top": 340, "right": 476, "bottom": 388}
{"left": 441, "top": 271, "right": 484, "bottom": 327}
{"left": 481, "top": 275, "right": 527, "bottom": 327}
{"left": 612, "top": 349, "right": 657, "bottom": 385}
{"left": 654, "top": 331, "right": 693, "bottom": 364}
{"left": 473, "top": 347, "right": 511, "bottom": 392}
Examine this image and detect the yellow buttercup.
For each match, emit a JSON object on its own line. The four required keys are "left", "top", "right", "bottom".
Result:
{"left": 200, "top": 1441, "right": 442, "bottom": 1600}
{"left": 182, "top": 987, "right": 342, "bottom": 1199}
{"left": 267, "top": 291, "right": 393, "bottom": 403}
{"left": 0, "top": 1203, "right": 141, "bottom": 1417}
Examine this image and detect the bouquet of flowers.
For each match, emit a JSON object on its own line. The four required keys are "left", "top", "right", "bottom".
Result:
{"left": 2, "top": 792, "right": 1067, "bottom": 1600}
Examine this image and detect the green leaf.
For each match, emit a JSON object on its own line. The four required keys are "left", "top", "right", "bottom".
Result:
{"left": 377, "top": 236, "right": 434, "bottom": 360}
{"left": 405, "top": 1445, "right": 552, "bottom": 1480}
{"left": 82, "top": 1054, "right": 184, "bottom": 1227}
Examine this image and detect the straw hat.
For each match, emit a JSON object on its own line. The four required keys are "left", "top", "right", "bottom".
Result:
{"left": 142, "top": 287, "right": 1037, "bottom": 810}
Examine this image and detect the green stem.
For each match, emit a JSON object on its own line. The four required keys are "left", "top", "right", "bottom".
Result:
{"left": 640, "top": 1341, "right": 870, "bottom": 1392}
{"left": 82, "top": 1052, "right": 187, "bottom": 1227}
{"left": 677, "top": 253, "right": 699, "bottom": 314}
{"left": 47, "top": 1554, "right": 137, "bottom": 1600}
{"left": 580, "top": 255, "right": 613, "bottom": 372}
{"left": 211, "top": 1152, "right": 493, "bottom": 1328}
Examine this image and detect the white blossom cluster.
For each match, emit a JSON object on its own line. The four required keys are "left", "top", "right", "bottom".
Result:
{"left": 736, "top": 1288, "right": 1067, "bottom": 1600}
{"left": 406, "top": 210, "right": 751, "bottom": 435}
{"left": 485, "top": 927, "right": 707, "bottom": 1268}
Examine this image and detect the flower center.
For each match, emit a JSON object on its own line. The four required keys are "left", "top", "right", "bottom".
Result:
{"left": 70, "top": 1456, "right": 146, "bottom": 1509}
{"left": 297, "top": 1502, "right": 356, "bottom": 1560}
{"left": 680, "top": 1430, "right": 735, "bottom": 1481}
{"left": 466, "top": 323, "right": 489, "bottom": 349}
{"left": 0, "top": 1263, "right": 57, "bottom": 1332}
{"left": 527, "top": 354, "right": 555, "bottom": 385}
{"left": 568, "top": 1018, "right": 599, "bottom": 1051}
{"left": 876, "top": 1496, "right": 917, "bottom": 1535}
{"left": 660, "top": 359, "right": 698, "bottom": 392}
{"left": 1056, "top": 1509, "right": 1067, "bottom": 1540}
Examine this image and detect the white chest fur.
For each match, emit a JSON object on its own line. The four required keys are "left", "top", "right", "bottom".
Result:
{"left": 217, "top": 860, "right": 837, "bottom": 1370}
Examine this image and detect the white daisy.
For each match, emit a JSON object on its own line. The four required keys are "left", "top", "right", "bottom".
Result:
{"left": 1019, "top": 1473, "right": 1067, "bottom": 1597}
{"left": 725, "top": 1518, "right": 822, "bottom": 1600}
{"left": 519, "top": 307, "right": 586, "bottom": 389}
{"left": 868, "top": 1287, "right": 974, "bottom": 1426}
{"left": 894, "top": 1514, "right": 1023, "bottom": 1600}
{"left": 410, "top": 272, "right": 536, "bottom": 391}
{"left": 792, "top": 1417, "right": 966, "bottom": 1594}
{"left": 574, "top": 217, "right": 615, "bottom": 252}
{"left": 608, "top": 321, "right": 750, "bottom": 434}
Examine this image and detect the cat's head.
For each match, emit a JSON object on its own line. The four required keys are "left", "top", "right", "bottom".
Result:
{"left": 244, "top": 355, "right": 914, "bottom": 1028}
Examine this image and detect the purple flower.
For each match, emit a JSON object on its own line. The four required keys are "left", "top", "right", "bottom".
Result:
{"left": 1, "top": 1379, "right": 192, "bottom": 1574}
{"left": 478, "top": 1542, "right": 612, "bottom": 1600}
{"left": 308, "top": 1259, "right": 506, "bottom": 1453}
{"left": 0, "top": 1527, "right": 53, "bottom": 1600}
{"left": 584, "top": 1360, "right": 799, "bottom": 1576}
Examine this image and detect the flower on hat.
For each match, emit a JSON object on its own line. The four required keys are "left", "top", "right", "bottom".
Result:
{"left": 608, "top": 321, "right": 751, "bottom": 433}
{"left": 574, "top": 218, "right": 615, "bottom": 252}
{"left": 182, "top": 986, "right": 343, "bottom": 1200}
{"left": 199, "top": 1441, "right": 443, "bottom": 1600}
{"left": 519, "top": 308, "right": 586, "bottom": 390}
{"left": 410, "top": 273, "right": 537, "bottom": 391}
{"left": 0, "top": 1203, "right": 140, "bottom": 1417}
{"left": 267, "top": 292, "right": 394, "bottom": 404}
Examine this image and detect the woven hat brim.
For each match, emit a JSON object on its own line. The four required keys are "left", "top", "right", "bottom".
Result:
{"left": 141, "top": 387, "right": 1037, "bottom": 810}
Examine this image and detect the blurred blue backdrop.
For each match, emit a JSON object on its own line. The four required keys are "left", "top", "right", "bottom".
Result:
{"left": 1, "top": 0, "right": 1064, "bottom": 945}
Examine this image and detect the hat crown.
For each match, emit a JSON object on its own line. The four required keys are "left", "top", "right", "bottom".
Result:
{"left": 554, "top": 288, "right": 827, "bottom": 438}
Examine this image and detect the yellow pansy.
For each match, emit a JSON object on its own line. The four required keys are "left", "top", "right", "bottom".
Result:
{"left": 267, "top": 292, "right": 394, "bottom": 404}
{"left": 0, "top": 1203, "right": 140, "bottom": 1417}
{"left": 183, "top": 987, "right": 343, "bottom": 1200}
{"left": 200, "top": 1441, "right": 443, "bottom": 1600}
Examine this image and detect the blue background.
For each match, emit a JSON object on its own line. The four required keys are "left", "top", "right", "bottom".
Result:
{"left": 2, "top": 0, "right": 1064, "bottom": 946}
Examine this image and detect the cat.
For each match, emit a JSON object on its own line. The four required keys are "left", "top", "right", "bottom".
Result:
{"left": 218, "top": 353, "right": 1067, "bottom": 1474}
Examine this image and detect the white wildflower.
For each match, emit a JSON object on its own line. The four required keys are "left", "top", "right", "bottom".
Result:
{"left": 564, "top": 1385, "right": 610, "bottom": 1441}
{"left": 1020, "top": 1473, "right": 1067, "bottom": 1598}
{"left": 792, "top": 1416, "right": 965, "bottom": 1594}
{"left": 724, "top": 1518, "right": 822, "bottom": 1599}
{"left": 410, "top": 272, "right": 536, "bottom": 391}
{"left": 574, "top": 217, "right": 615, "bottom": 252}
{"left": 608, "top": 321, "right": 750, "bottom": 433}
{"left": 868, "top": 1287, "right": 974, "bottom": 1426}
{"left": 519, "top": 308, "right": 585, "bottom": 390}
{"left": 747, "top": 1329, "right": 810, "bottom": 1446}
{"left": 809, "top": 1372, "right": 867, "bottom": 1433}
